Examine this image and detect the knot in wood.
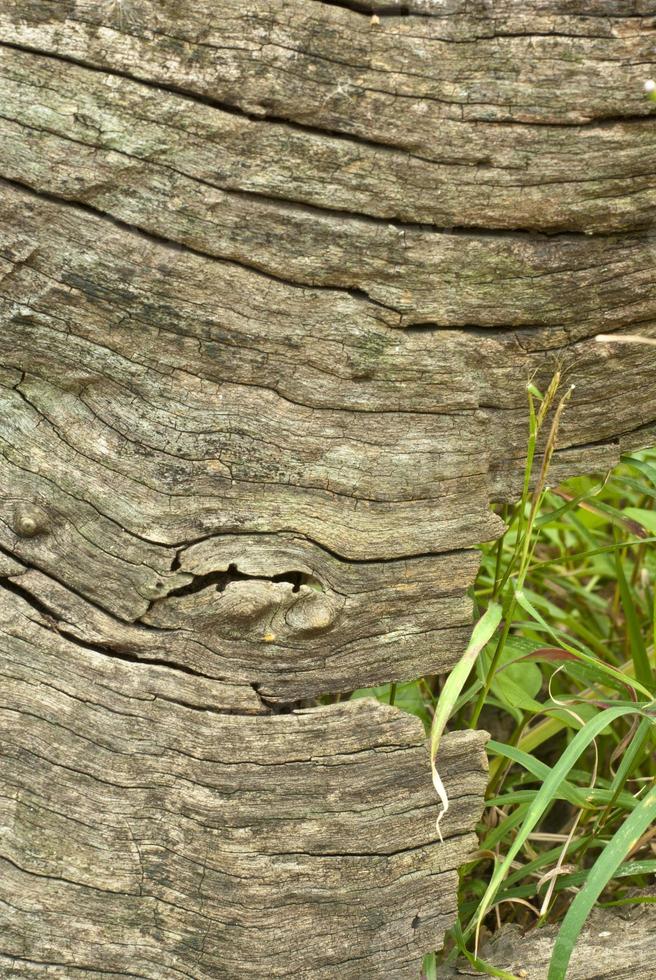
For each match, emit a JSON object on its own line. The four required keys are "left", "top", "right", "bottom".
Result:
{"left": 285, "top": 591, "right": 338, "bottom": 634}
{"left": 13, "top": 504, "right": 48, "bottom": 538}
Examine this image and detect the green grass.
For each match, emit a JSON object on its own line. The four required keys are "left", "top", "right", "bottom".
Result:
{"left": 352, "top": 378, "right": 656, "bottom": 979}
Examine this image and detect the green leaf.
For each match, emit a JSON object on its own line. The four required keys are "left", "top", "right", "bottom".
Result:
{"left": 490, "top": 641, "right": 543, "bottom": 711}
{"left": 622, "top": 455, "right": 656, "bottom": 488}
{"left": 431, "top": 602, "right": 502, "bottom": 759}
{"left": 615, "top": 549, "right": 653, "bottom": 690}
{"left": 471, "top": 705, "right": 645, "bottom": 944}
{"left": 491, "top": 669, "right": 543, "bottom": 712}
{"left": 548, "top": 785, "right": 656, "bottom": 980}
{"left": 514, "top": 588, "right": 653, "bottom": 700}
{"left": 624, "top": 507, "right": 656, "bottom": 535}
{"left": 351, "top": 681, "right": 431, "bottom": 729}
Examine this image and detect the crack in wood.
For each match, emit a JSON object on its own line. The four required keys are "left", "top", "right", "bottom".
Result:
{"left": 0, "top": 2, "right": 654, "bottom": 976}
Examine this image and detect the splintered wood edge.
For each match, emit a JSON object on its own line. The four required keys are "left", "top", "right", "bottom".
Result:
{"left": 0, "top": 588, "right": 489, "bottom": 977}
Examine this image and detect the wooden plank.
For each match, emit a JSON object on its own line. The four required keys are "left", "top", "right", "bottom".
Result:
{"left": 1, "top": 49, "right": 656, "bottom": 324}
{"left": 1, "top": 44, "right": 655, "bottom": 237}
{"left": 0, "top": 1, "right": 653, "bottom": 135}
{"left": 0, "top": 2, "right": 655, "bottom": 975}
{"left": 0, "top": 583, "right": 488, "bottom": 979}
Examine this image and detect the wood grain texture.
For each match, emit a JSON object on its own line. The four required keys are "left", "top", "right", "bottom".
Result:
{"left": 2, "top": 43, "right": 656, "bottom": 243}
{"left": 0, "top": 1, "right": 655, "bottom": 976}
{"left": 0, "top": 582, "right": 488, "bottom": 979}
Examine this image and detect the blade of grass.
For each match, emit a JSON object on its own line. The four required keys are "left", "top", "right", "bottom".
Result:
{"left": 470, "top": 705, "right": 646, "bottom": 949}
{"left": 526, "top": 536, "right": 656, "bottom": 573}
{"left": 449, "top": 917, "right": 524, "bottom": 980}
{"left": 547, "top": 784, "right": 656, "bottom": 980}
{"left": 533, "top": 481, "right": 605, "bottom": 529}
{"left": 550, "top": 490, "right": 649, "bottom": 539}
{"left": 514, "top": 588, "right": 653, "bottom": 700}
{"left": 492, "top": 859, "right": 656, "bottom": 907}
{"left": 430, "top": 602, "right": 502, "bottom": 838}
{"left": 622, "top": 454, "right": 656, "bottom": 487}
{"left": 458, "top": 948, "right": 522, "bottom": 980}
{"left": 615, "top": 548, "right": 653, "bottom": 689}
{"left": 486, "top": 740, "right": 637, "bottom": 812}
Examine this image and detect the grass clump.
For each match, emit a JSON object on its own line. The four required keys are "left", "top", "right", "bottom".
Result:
{"left": 354, "top": 377, "right": 656, "bottom": 980}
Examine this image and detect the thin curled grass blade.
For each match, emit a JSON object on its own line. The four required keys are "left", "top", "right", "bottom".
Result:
{"left": 471, "top": 705, "right": 645, "bottom": 949}
{"left": 547, "top": 784, "right": 656, "bottom": 980}
{"left": 430, "top": 602, "right": 502, "bottom": 839}
{"left": 514, "top": 587, "right": 653, "bottom": 700}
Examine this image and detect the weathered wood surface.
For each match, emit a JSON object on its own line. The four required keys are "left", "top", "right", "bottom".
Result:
{"left": 439, "top": 892, "right": 656, "bottom": 978}
{"left": 0, "top": 1, "right": 655, "bottom": 976}
{"left": 0, "top": 579, "right": 489, "bottom": 979}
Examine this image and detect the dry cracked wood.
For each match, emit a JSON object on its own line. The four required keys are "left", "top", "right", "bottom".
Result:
{"left": 0, "top": 580, "right": 488, "bottom": 979}
{"left": 0, "top": 1, "right": 655, "bottom": 977}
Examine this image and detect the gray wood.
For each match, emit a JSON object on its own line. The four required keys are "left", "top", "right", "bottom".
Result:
{"left": 0, "top": 1, "right": 655, "bottom": 976}
{"left": 1, "top": 46, "right": 656, "bottom": 323}
{"left": 0, "top": 580, "right": 488, "bottom": 979}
